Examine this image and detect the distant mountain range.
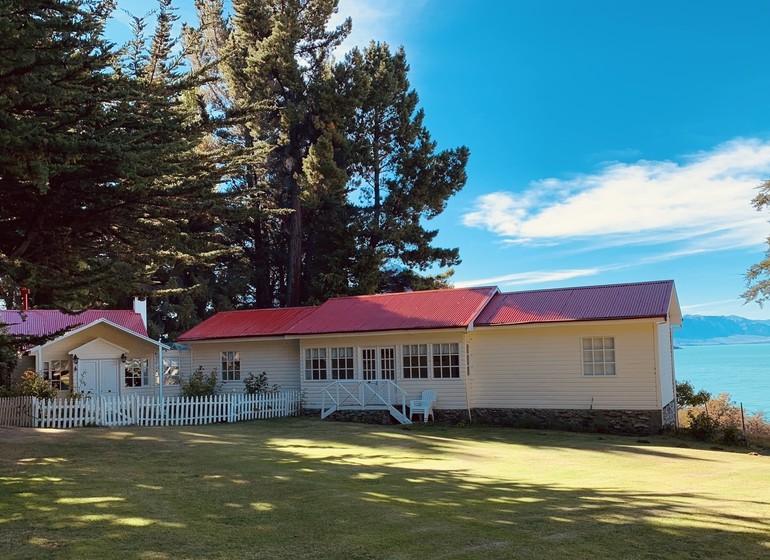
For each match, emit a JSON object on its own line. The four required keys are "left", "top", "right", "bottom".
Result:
{"left": 676, "top": 315, "right": 770, "bottom": 346}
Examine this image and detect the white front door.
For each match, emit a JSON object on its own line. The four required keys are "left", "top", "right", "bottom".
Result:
{"left": 79, "top": 359, "right": 121, "bottom": 397}
{"left": 361, "top": 348, "right": 395, "bottom": 380}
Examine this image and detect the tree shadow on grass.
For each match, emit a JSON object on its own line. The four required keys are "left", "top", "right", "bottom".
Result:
{"left": 1, "top": 419, "right": 769, "bottom": 559}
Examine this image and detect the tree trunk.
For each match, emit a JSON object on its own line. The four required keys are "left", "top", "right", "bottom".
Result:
{"left": 284, "top": 171, "right": 302, "bottom": 308}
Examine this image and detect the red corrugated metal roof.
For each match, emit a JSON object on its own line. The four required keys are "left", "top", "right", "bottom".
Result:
{"left": 475, "top": 280, "right": 675, "bottom": 326}
{"left": 0, "top": 310, "right": 147, "bottom": 338}
{"left": 285, "top": 287, "right": 498, "bottom": 335}
{"left": 177, "top": 307, "right": 317, "bottom": 341}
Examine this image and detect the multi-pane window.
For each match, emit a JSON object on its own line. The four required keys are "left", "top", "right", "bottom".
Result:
{"left": 379, "top": 348, "right": 395, "bottom": 380}
{"left": 124, "top": 358, "right": 150, "bottom": 387}
{"left": 330, "top": 347, "right": 354, "bottom": 380}
{"left": 362, "top": 348, "right": 395, "bottom": 380}
{"left": 582, "top": 337, "right": 616, "bottom": 376}
{"left": 432, "top": 343, "right": 460, "bottom": 378}
{"left": 43, "top": 360, "right": 69, "bottom": 391}
{"left": 221, "top": 351, "right": 241, "bottom": 381}
{"left": 305, "top": 348, "right": 328, "bottom": 380}
{"left": 362, "top": 348, "right": 377, "bottom": 380}
{"left": 402, "top": 344, "right": 429, "bottom": 379}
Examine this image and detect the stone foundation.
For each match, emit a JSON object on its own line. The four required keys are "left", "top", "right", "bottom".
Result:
{"left": 307, "top": 406, "right": 665, "bottom": 435}
{"left": 465, "top": 408, "right": 663, "bottom": 435}
{"left": 305, "top": 409, "right": 398, "bottom": 425}
{"left": 661, "top": 399, "right": 677, "bottom": 428}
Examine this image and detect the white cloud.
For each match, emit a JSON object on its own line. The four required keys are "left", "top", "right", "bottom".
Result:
{"left": 453, "top": 268, "right": 600, "bottom": 289}
{"left": 330, "top": 0, "right": 428, "bottom": 58}
{"left": 463, "top": 138, "right": 770, "bottom": 252}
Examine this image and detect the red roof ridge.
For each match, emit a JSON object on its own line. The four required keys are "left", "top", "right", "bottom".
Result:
{"left": 498, "top": 279, "right": 673, "bottom": 296}
{"left": 209, "top": 306, "right": 317, "bottom": 315}
{"left": 325, "top": 286, "right": 498, "bottom": 301}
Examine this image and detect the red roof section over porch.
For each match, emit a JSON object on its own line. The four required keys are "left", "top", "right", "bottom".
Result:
{"left": 285, "top": 287, "right": 499, "bottom": 335}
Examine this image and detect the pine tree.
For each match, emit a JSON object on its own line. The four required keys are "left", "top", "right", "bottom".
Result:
{"left": 178, "top": 3, "right": 468, "bottom": 313}
{"left": 745, "top": 180, "right": 770, "bottom": 305}
{"left": 183, "top": 0, "right": 351, "bottom": 308}
{"left": 228, "top": 0, "right": 350, "bottom": 306}
{"left": 0, "top": 0, "right": 224, "bottom": 313}
{"left": 344, "top": 42, "right": 470, "bottom": 292}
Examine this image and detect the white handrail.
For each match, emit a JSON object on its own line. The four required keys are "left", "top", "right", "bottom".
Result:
{"left": 320, "top": 380, "right": 411, "bottom": 424}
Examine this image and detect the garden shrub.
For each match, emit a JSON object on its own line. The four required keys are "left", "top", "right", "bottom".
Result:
{"left": 180, "top": 366, "right": 218, "bottom": 397}
{"left": 680, "top": 387, "right": 770, "bottom": 446}
{"left": 0, "top": 370, "right": 59, "bottom": 400}
{"left": 243, "top": 372, "right": 280, "bottom": 395}
{"left": 687, "top": 411, "right": 719, "bottom": 441}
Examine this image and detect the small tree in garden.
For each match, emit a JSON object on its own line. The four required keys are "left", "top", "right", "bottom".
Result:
{"left": 180, "top": 366, "right": 218, "bottom": 397}
{"left": 678, "top": 381, "right": 770, "bottom": 445}
{"left": 17, "top": 371, "right": 58, "bottom": 400}
{"left": 243, "top": 372, "right": 279, "bottom": 395}
{"left": 676, "top": 381, "right": 711, "bottom": 409}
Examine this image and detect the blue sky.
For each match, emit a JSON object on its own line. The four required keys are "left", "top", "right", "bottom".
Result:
{"left": 111, "top": 1, "right": 770, "bottom": 319}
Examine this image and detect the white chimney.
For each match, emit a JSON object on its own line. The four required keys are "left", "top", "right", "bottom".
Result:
{"left": 133, "top": 297, "right": 148, "bottom": 330}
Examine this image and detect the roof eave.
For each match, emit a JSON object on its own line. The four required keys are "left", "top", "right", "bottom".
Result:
{"left": 27, "top": 318, "right": 168, "bottom": 353}
{"left": 285, "top": 325, "right": 469, "bottom": 340}
{"left": 180, "top": 335, "right": 290, "bottom": 343}
{"left": 474, "top": 315, "right": 670, "bottom": 329}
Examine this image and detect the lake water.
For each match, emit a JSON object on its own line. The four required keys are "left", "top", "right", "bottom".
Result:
{"left": 675, "top": 343, "right": 770, "bottom": 414}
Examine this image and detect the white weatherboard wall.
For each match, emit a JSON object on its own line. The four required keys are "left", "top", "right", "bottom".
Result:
{"left": 298, "top": 330, "right": 469, "bottom": 409}
{"left": 468, "top": 321, "right": 661, "bottom": 410}
{"left": 658, "top": 321, "right": 676, "bottom": 407}
{"left": 187, "top": 339, "right": 301, "bottom": 392}
{"left": 36, "top": 323, "right": 162, "bottom": 398}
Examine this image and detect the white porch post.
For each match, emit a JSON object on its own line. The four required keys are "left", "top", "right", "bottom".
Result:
{"left": 158, "top": 339, "right": 164, "bottom": 401}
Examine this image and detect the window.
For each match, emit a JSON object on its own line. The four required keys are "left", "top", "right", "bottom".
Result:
{"left": 221, "top": 351, "right": 241, "bottom": 381}
{"left": 330, "top": 347, "right": 354, "bottom": 380}
{"left": 402, "top": 344, "right": 429, "bottom": 379}
{"left": 124, "top": 358, "right": 150, "bottom": 387}
{"left": 582, "top": 337, "right": 616, "bottom": 376}
{"left": 43, "top": 360, "right": 69, "bottom": 391}
{"left": 305, "top": 348, "right": 327, "bottom": 380}
{"left": 379, "top": 348, "right": 395, "bottom": 380}
{"left": 362, "top": 347, "right": 395, "bottom": 380}
{"left": 432, "top": 343, "right": 460, "bottom": 378}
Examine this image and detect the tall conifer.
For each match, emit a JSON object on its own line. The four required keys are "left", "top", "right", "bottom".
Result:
{"left": 0, "top": 0, "right": 223, "bottom": 313}
{"left": 344, "top": 42, "right": 470, "bottom": 292}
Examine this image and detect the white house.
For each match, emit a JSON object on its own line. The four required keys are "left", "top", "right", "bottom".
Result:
{"left": 178, "top": 280, "right": 682, "bottom": 434}
{"left": 1, "top": 299, "right": 180, "bottom": 398}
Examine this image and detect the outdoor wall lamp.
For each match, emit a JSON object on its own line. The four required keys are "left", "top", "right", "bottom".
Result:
{"left": 120, "top": 353, "right": 127, "bottom": 364}
{"left": 72, "top": 355, "right": 79, "bottom": 365}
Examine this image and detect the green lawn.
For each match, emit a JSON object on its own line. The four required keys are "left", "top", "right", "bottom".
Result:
{"left": 1, "top": 419, "right": 769, "bottom": 559}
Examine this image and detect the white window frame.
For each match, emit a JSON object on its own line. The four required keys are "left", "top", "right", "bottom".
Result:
{"left": 124, "top": 358, "right": 150, "bottom": 388}
{"left": 221, "top": 351, "right": 241, "bottom": 381}
{"left": 362, "top": 347, "right": 395, "bottom": 380}
{"left": 402, "top": 344, "right": 429, "bottom": 379}
{"left": 43, "top": 360, "right": 69, "bottom": 391}
{"left": 581, "top": 337, "right": 616, "bottom": 376}
{"left": 304, "top": 348, "right": 328, "bottom": 380}
{"left": 330, "top": 347, "right": 354, "bottom": 380}
{"left": 431, "top": 343, "right": 460, "bottom": 379}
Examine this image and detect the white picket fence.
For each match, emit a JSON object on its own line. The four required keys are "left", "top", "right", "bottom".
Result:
{"left": 0, "top": 391, "right": 302, "bottom": 429}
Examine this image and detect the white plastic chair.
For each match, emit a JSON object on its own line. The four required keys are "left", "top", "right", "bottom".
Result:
{"left": 409, "top": 390, "right": 437, "bottom": 422}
